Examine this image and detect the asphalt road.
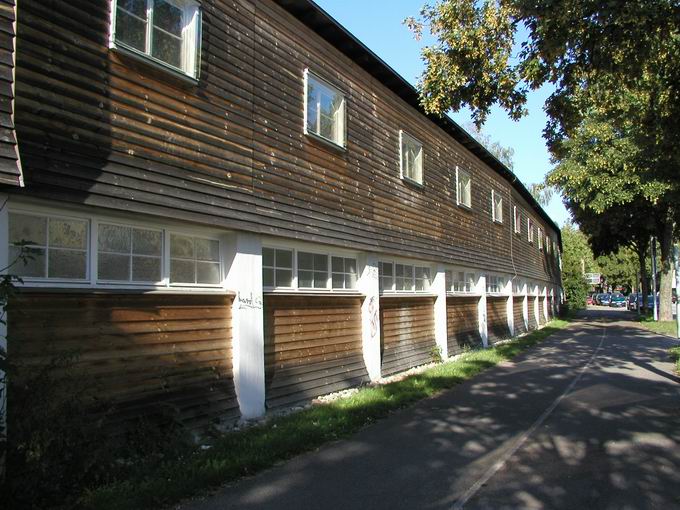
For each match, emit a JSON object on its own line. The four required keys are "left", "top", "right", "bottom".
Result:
{"left": 180, "top": 309, "right": 680, "bottom": 510}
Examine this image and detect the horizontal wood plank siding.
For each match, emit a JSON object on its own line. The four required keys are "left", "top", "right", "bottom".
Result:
{"left": 9, "top": 0, "right": 561, "bottom": 287}
{"left": 528, "top": 300, "right": 538, "bottom": 330}
{"left": 487, "top": 296, "right": 510, "bottom": 343}
{"left": 263, "top": 294, "right": 367, "bottom": 409}
{"left": 446, "top": 295, "right": 481, "bottom": 356}
{"left": 380, "top": 296, "right": 436, "bottom": 376}
{"left": 513, "top": 298, "right": 527, "bottom": 335}
{"left": 8, "top": 292, "right": 238, "bottom": 430}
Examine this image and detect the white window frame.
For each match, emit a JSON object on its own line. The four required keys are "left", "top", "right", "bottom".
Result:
{"left": 109, "top": 0, "right": 202, "bottom": 80}
{"left": 513, "top": 206, "right": 521, "bottom": 233}
{"left": 167, "top": 231, "right": 222, "bottom": 287}
{"left": 448, "top": 269, "right": 477, "bottom": 294}
{"left": 456, "top": 167, "right": 472, "bottom": 208}
{"left": 331, "top": 255, "right": 358, "bottom": 290}
{"left": 8, "top": 204, "right": 226, "bottom": 291}
{"left": 486, "top": 275, "right": 504, "bottom": 294}
{"left": 399, "top": 130, "right": 424, "bottom": 185}
{"left": 537, "top": 227, "right": 544, "bottom": 251}
{"left": 296, "top": 249, "right": 331, "bottom": 290}
{"left": 527, "top": 218, "right": 535, "bottom": 244}
{"left": 379, "top": 259, "right": 434, "bottom": 294}
{"left": 9, "top": 211, "right": 91, "bottom": 283}
{"left": 262, "top": 241, "right": 359, "bottom": 294}
{"left": 491, "top": 190, "right": 503, "bottom": 223}
{"left": 303, "top": 69, "right": 347, "bottom": 149}
{"left": 262, "top": 246, "right": 294, "bottom": 290}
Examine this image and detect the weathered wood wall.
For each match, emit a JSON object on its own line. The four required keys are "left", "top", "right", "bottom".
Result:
{"left": 513, "top": 298, "right": 526, "bottom": 335}
{"left": 446, "top": 295, "right": 480, "bottom": 356}
{"left": 528, "top": 299, "right": 538, "bottom": 330}
{"left": 9, "top": 292, "right": 238, "bottom": 430}
{"left": 380, "top": 296, "right": 436, "bottom": 376}
{"left": 8, "top": 0, "right": 561, "bottom": 286}
{"left": 263, "top": 295, "right": 368, "bottom": 409}
{"left": 487, "top": 296, "right": 510, "bottom": 343}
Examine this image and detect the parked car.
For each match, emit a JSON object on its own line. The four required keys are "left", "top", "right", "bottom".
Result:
{"left": 594, "top": 293, "right": 603, "bottom": 305}
{"left": 627, "top": 293, "right": 639, "bottom": 310}
{"left": 599, "top": 293, "right": 612, "bottom": 306}
{"left": 610, "top": 293, "right": 626, "bottom": 308}
{"left": 586, "top": 294, "right": 594, "bottom": 305}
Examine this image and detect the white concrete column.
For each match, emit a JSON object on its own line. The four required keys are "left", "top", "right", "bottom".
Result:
{"left": 433, "top": 265, "right": 448, "bottom": 359}
{"left": 477, "top": 274, "right": 488, "bottom": 347}
{"left": 543, "top": 285, "right": 549, "bottom": 322}
{"left": 224, "top": 232, "right": 265, "bottom": 419}
{"left": 358, "top": 253, "right": 381, "bottom": 381}
{"left": 534, "top": 284, "right": 540, "bottom": 327}
{"left": 0, "top": 193, "right": 8, "bottom": 479}
{"left": 505, "top": 277, "right": 514, "bottom": 337}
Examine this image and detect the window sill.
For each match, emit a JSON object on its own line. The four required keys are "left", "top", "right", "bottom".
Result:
{"left": 304, "top": 131, "right": 347, "bottom": 153}
{"left": 264, "top": 289, "right": 363, "bottom": 297}
{"left": 110, "top": 43, "right": 199, "bottom": 86}
{"left": 493, "top": 219, "right": 504, "bottom": 225}
{"left": 457, "top": 202, "right": 473, "bottom": 212}
{"left": 447, "top": 291, "right": 481, "bottom": 297}
{"left": 401, "top": 175, "right": 424, "bottom": 189}
{"left": 380, "top": 292, "right": 437, "bottom": 298}
{"left": 15, "top": 285, "right": 235, "bottom": 296}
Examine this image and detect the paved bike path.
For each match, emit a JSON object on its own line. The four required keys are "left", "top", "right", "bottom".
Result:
{"left": 180, "top": 310, "right": 680, "bottom": 510}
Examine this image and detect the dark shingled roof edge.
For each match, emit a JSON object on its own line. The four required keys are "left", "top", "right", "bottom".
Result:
{"left": 274, "top": 0, "right": 562, "bottom": 249}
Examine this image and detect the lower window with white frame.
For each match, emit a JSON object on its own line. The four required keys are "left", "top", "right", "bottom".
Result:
{"left": 380, "top": 260, "right": 431, "bottom": 293}
{"left": 486, "top": 275, "right": 505, "bottom": 294}
{"left": 8, "top": 210, "right": 223, "bottom": 288}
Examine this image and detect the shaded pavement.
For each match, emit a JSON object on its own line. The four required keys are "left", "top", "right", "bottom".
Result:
{"left": 180, "top": 309, "right": 680, "bottom": 510}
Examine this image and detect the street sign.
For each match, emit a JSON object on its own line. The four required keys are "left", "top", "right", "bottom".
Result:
{"left": 585, "top": 272, "right": 601, "bottom": 285}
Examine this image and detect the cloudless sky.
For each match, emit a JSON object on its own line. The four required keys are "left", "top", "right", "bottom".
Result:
{"left": 314, "top": 0, "right": 570, "bottom": 227}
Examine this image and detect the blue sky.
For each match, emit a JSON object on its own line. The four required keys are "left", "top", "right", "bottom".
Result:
{"left": 314, "top": 0, "right": 570, "bottom": 227}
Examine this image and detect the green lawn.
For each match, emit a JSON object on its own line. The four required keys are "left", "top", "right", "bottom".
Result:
{"left": 637, "top": 315, "right": 679, "bottom": 338}
{"left": 81, "top": 318, "right": 570, "bottom": 510}
{"left": 669, "top": 347, "right": 680, "bottom": 374}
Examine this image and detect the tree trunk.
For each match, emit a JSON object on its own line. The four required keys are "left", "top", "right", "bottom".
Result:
{"left": 658, "top": 216, "right": 675, "bottom": 321}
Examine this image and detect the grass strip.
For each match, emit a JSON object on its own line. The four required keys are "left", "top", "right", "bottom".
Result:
{"left": 637, "top": 315, "right": 678, "bottom": 338}
{"left": 669, "top": 347, "right": 680, "bottom": 373}
{"left": 80, "top": 318, "right": 570, "bottom": 510}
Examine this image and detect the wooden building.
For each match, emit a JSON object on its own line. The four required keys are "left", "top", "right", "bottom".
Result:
{"left": 0, "top": 0, "right": 562, "bottom": 430}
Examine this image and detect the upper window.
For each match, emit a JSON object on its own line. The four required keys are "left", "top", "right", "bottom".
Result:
{"left": 9, "top": 213, "right": 88, "bottom": 280}
{"left": 399, "top": 131, "right": 423, "bottom": 185}
{"left": 537, "top": 228, "right": 544, "bottom": 250}
{"left": 456, "top": 168, "right": 472, "bottom": 208}
{"left": 527, "top": 218, "right": 535, "bottom": 243}
{"left": 112, "top": 0, "right": 202, "bottom": 79}
{"left": 98, "top": 223, "right": 162, "bottom": 283}
{"left": 305, "top": 71, "right": 346, "bottom": 148}
{"left": 513, "top": 206, "right": 521, "bottom": 233}
{"left": 492, "top": 190, "right": 503, "bottom": 223}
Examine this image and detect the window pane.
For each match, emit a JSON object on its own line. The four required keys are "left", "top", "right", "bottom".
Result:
{"left": 197, "top": 261, "right": 220, "bottom": 284}
{"left": 345, "top": 258, "right": 357, "bottom": 275}
{"left": 9, "top": 213, "right": 46, "bottom": 246}
{"left": 99, "top": 252, "right": 130, "bottom": 281}
{"left": 263, "top": 267, "right": 274, "bottom": 287}
{"left": 276, "top": 249, "right": 292, "bottom": 269}
{"left": 196, "top": 238, "right": 219, "bottom": 262}
{"left": 49, "top": 219, "right": 87, "bottom": 249}
{"left": 132, "top": 256, "right": 161, "bottom": 282}
{"left": 116, "top": 9, "right": 147, "bottom": 52}
{"left": 381, "top": 262, "right": 392, "bottom": 277}
{"left": 118, "top": 0, "right": 147, "bottom": 17}
{"left": 170, "top": 258, "right": 195, "bottom": 283}
{"left": 313, "top": 254, "right": 327, "bottom": 272}
{"left": 332, "top": 256, "right": 343, "bottom": 273}
{"left": 133, "top": 228, "right": 162, "bottom": 256}
{"left": 298, "top": 252, "right": 313, "bottom": 271}
{"left": 49, "top": 249, "right": 86, "bottom": 279}
{"left": 275, "top": 269, "right": 292, "bottom": 287}
{"left": 346, "top": 272, "right": 357, "bottom": 289}
{"left": 306, "top": 84, "right": 318, "bottom": 133}
{"left": 298, "top": 270, "right": 313, "bottom": 288}
{"left": 170, "top": 234, "right": 194, "bottom": 258}
{"left": 99, "top": 223, "right": 131, "bottom": 253}
{"left": 152, "top": 28, "right": 182, "bottom": 68}
{"left": 10, "top": 245, "right": 45, "bottom": 277}
{"left": 332, "top": 273, "right": 344, "bottom": 289}
{"left": 153, "top": 0, "right": 182, "bottom": 35}
{"left": 395, "top": 264, "right": 404, "bottom": 277}
{"left": 313, "top": 271, "right": 327, "bottom": 288}
{"left": 263, "top": 248, "right": 275, "bottom": 267}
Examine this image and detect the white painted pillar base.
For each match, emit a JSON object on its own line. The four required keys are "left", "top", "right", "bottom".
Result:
{"left": 505, "top": 279, "right": 514, "bottom": 337}
{"left": 534, "top": 285, "right": 541, "bottom": 327}
{"left": 543, "top": 286, "right": 549, "bottom": 322}
{"left": 358, "top": 253, "right": 381, "bottom": 381}
{"left": 523, "top": 282, "right": 529, "bottom": 332}
{"left": 224, "top": 233, "right": 265, "bottom": 420}
{"left": 433, "top": 265, "right": 448, "bottom": 359}
{"left": 477, "top": 275, "right": 488, "bottom": 347}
